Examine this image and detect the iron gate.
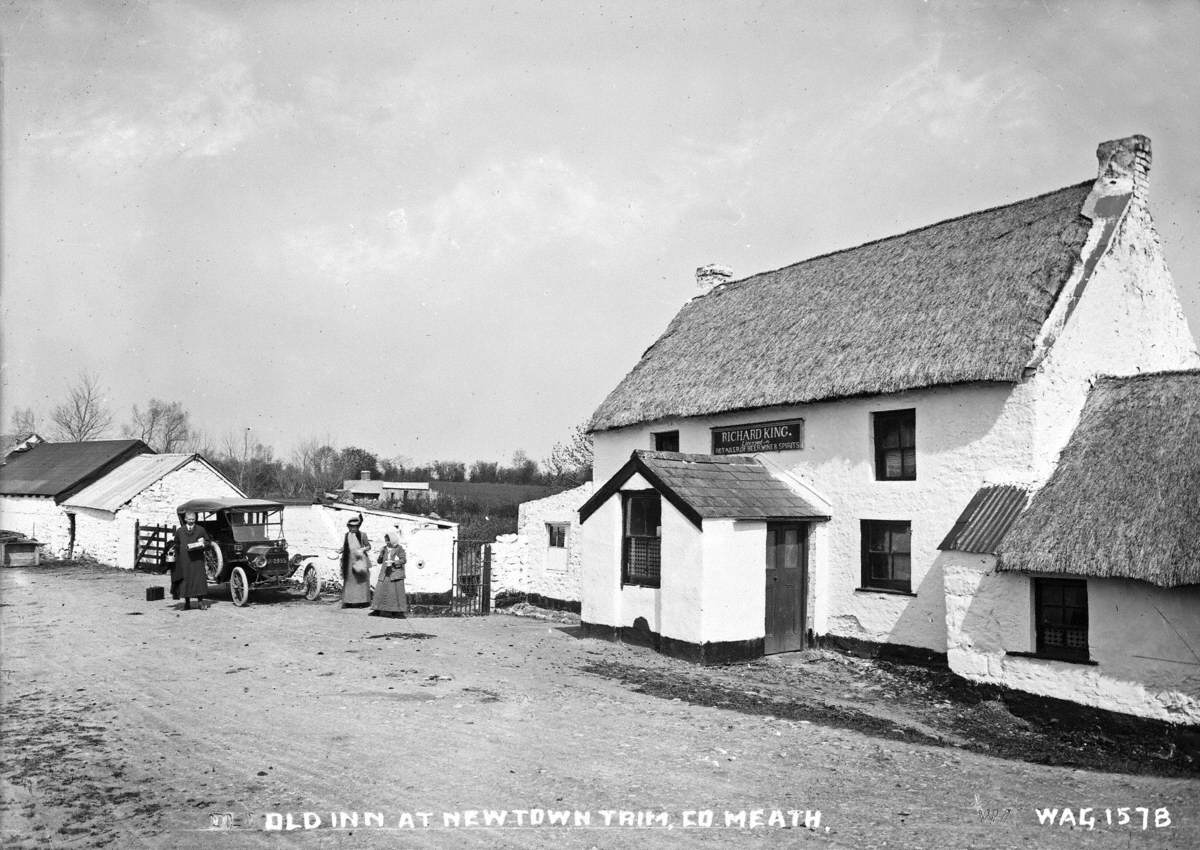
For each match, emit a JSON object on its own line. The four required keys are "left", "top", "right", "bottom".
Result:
{"left": 450, "top": 539, "right": 492, "bottom": 615}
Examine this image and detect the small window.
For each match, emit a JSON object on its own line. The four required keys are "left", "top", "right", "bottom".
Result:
{"left": 860, "top": 520, "right": 912, "bottom": 592}
{"left": 652, "top": 430, "right": 680, "bottom": 452}
{"left": 1035, "top": 578, "right": 1089, "bottom": 661}
{"left": 547, "top": 523, "right": 568, "bottom": 549}
{"left": 873, "top": 409, "right": 916, "bottom": 480}
{"left": 622, "top": 492, "right": 661, "bottom": 587}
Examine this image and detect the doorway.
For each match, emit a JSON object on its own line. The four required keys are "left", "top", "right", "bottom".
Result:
{"left": 765, "top": 522, "right": 808, "bottom": 654}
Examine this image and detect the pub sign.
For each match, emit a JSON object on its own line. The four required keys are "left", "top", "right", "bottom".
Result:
{"left": 711, "top": 419, "right": 804, "bottom": 455}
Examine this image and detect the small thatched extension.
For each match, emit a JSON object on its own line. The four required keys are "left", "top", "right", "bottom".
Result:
{"left": 591, "top": 182, "right": 1094, "bottom": 431}
{"left": 997, "top": 371, "right": 1200, "bottom": 587}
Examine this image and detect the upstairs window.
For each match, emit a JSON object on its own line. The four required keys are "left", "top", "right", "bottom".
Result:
{"left": 622, "top": 492, "right": 661, "bottom": 587}
{"left": 653, "top": 430, "right": 680, "bottom": 452}
{"left": 1034, "top": 579, "right": 1089, "bottom": 661}
{"left": 860, "top": 520, "right": 912, "bottom": 593}
{"left": 547, "top": 523, "right": 568, "bottom": 549}
{"left": 874, "top": 409, "right": 916, "bottom": 480}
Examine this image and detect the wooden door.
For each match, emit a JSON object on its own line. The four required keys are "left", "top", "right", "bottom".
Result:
{"left": 765, "top": 523, "right": 808, "bottom": 654}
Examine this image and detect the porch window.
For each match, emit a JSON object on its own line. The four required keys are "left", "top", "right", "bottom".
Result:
{"left": 1034, "top": 578, "right": 1089, "bottom": 661}
{"left": 622, "top": 492, "right": 661, "bottom": 587}
{"left": 860, "top": 520, "right": 911, "bottom": 593}
{"left": 873, "top": 409, "right": 916, "bottom": 480}
{"left": 652, "top": 430, "right": 680, "bottom": 452}
{"left": 547, "top": 523, "right": 568, "bottom": 549}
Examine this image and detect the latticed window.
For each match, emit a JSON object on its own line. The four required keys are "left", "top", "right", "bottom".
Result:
{"left": 1035, "top": 579, "right": 1089, "bottom": 661}
{"left": 873, "top": 409, "right": 916, "bottom": 480}
{"left": 622, "top": 492, "right": 661, "bottom": 587}
{"left": 860, "top": 520, "right": 912, "bottom": 592}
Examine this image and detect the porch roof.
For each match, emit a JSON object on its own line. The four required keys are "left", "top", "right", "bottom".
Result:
{"left": 579, "top": 450, "right": 830, "bottom": 528}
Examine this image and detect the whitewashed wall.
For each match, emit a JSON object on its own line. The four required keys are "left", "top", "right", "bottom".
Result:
{"left": 943, "top": 553, "right": 1200, "bottom": 723}
{"left": 1016, "top": 199, "right": 1200, "bottom": 485}
{"left": 0, "top": 496, "right": 71, "bottom": 556}
{"left": 71, "top": 460, "right": 242, "bottom": 569}
{"left": 282, "top": 504, "right": 456, "bottom": 594}
{"left": 490, "top": 482, "right": 594, "bottom": 605}
{"left": 591, "top": 382, "right": 1029, "bottom": 653}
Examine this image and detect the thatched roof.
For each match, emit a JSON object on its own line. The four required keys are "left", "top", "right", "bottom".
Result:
{"left": 579, "top": 450, "right": 829, "bottom": 528}
{"left": 591, "top": 181, "right": 1094, "bottom": 431}
{"left": 997, "top": 371, "right": 1200, "bottom": 587}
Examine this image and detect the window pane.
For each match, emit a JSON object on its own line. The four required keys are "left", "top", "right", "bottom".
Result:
{"left": 891, "top": 554, "right": 910, "bottom": 581}
{"left": 884, "top": 450, "right": 902, "bottom": 478}
{"left": 901, "top": 449, "right": 916, "bottom": 476}
{"left": 869, "top": 525, "right": 889, "bottom": 552}
{"left": 891, "top": 528, "right": 911, "bottom": 555}
{"left": 869, "top": 553, "right": 891, "bottom": 579}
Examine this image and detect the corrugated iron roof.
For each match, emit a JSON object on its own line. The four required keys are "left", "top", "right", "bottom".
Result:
{"left": 62, "top": 454, "right": 209, "bottom": 513}
{"left": 579, "top": 450, "right": 830, "bottom": 527}
{"left": 937, "top": 485, "right": 1029, "bottom": 554}
{"left": 0, "top": 440, "right": 152, "bottom": 501}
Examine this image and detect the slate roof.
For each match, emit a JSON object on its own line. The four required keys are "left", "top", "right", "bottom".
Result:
{"left": 997, "top": 371, "right": 1200, "bottom": 587}
{"left": 0, "top": 440, "right": 153, "bottom": 503}
{"left": 590, "top": 181, "right": 1095, "bottom": 431}
{"left": 579, "top": 450, "right": 830, "bottom": 527}
{"left": 938, "top": 485, "right": 1029, "bottom": 555}
{"left": 62, "top": 454, "right": 242, "bottom": 513}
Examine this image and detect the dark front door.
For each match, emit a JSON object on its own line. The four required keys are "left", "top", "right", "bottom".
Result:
{"left": 765, "top": 523, "right": 808, "bottom": 654}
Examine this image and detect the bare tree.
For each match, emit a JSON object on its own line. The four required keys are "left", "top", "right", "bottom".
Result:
{"left": 543, "top": 422, "right": 594, "bottom": 484}
{"left": 10, "top": 407, "right": 39, "bottom": 435}
{"left": 125, "top": 399, "right": 191, "bottom": 452}
{"left": 50, "top": 372, "right": 112, "bottom": 441}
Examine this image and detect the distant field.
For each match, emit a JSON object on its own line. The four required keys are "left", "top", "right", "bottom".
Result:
{"left": 427, "top": 480, "right": 564, "bottom": 508}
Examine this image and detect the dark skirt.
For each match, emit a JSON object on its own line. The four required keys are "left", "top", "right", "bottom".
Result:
{"left": 172, "top": 556, "right": 208, "bottom": 599}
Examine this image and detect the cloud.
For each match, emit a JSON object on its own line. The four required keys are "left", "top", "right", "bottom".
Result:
{"left": 24, "top": 5, "right": 291, "bottom": 173}
{"left": 280, "top": 154, "right": 656, "bottom": 281}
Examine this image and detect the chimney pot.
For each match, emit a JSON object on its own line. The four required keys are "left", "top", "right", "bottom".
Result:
{"left": 360, "top": 470, "right": 371, "bottom": 480}
{"left": 1083, "top": 134, "right": 1151, "bottom": 219}
{"left": 696, "top": 263, "right": 733, "bottom": 290}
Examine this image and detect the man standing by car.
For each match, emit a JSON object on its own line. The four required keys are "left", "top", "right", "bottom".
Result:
{"left": 173, "top": 511, "right": 211, "bottom": 611}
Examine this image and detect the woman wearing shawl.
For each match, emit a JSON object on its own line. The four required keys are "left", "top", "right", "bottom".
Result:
{"left": 339, "top": 514, "right": 372, "bottom": 608}
{"left": 371, "top": 528, "right": 409, "bottom": 617}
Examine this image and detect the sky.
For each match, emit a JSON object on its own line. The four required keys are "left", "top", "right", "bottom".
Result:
{"left": 2, "top": 0, "right": 1198, "bottom": 466}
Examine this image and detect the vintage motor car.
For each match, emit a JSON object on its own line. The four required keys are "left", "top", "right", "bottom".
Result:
{"left": 174, "top": 498, "right": 319, "bottom": 606}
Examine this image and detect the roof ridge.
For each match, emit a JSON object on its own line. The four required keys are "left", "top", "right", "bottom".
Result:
{"left": 1093, "top": 368, "right": 1200, "bottom": 385}
{"left": 705, "top": 179, "right": 1093, "bottom": 297}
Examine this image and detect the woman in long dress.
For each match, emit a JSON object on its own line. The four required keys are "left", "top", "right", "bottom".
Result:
{"left": 371, "top": 530, "right": 409, "bottom": 617}
{"left": 339, "top": 514, "right": 372, "bottom": 608}
{"left": 172, "top": 511, "right": 211, "bottom": 611}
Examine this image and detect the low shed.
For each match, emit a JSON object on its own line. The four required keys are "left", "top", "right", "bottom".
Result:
{"left": 62, "top": 453, "right": 244, "bottom": 569}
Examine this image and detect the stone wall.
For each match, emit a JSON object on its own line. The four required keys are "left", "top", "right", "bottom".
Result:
{"left": 490, "top": 482, "right": 593, "bottom": 606}
{"left": 0, "top": 495, "right": 71, "bottom": 557}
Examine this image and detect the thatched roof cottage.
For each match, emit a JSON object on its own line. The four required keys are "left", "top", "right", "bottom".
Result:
{"left": 577, "top": 134, "right": 1200, "bottom": 719}
{"left": 941, "top": 370, "right": 1200, "bottom": 721}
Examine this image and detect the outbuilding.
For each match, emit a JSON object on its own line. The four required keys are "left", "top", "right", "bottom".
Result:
{"left": 61, "top": 453, "right": 245, "bottom": 569}
{"left": 0, "top": 439, "right": 153, "bottom": 557}
{"left": 942, "top": 371, "right": 1200, "bottom": 723}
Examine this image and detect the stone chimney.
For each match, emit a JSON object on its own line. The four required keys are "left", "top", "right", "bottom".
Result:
{"left": 1084, "top": 134, "right": 1151, "bottom": 218}
{"left": 696, "top": 263, "right": 733, "bottom": 290}
{"left": 360, "top": 470, "right": 371, "bottom": 481}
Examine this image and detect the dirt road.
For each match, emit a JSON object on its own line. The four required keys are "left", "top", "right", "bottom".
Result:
{"left": 2, "top": 564, "right": 1196, "bottom": 848}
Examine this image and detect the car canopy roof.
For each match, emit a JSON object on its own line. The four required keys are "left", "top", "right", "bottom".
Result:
{"left": 177, "top": 498, "right": 285, "bottom": 513}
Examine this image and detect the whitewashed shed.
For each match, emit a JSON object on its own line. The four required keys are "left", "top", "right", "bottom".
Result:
{"left": 62, "top": 454, "right": 244, "bottom": 569}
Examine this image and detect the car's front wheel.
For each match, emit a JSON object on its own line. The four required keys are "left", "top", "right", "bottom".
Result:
{"left": 303, "top": 564, "right": 320, "bottom": 601}
{"left": 230, "top": 566, "right": 249, "bottom": 607}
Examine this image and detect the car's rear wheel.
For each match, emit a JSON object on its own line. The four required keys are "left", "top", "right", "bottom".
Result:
{"left": 303, "top": 564, "right": 320, "bottom": 601}
{"left": 204, "top": 545, "right": 224, "bottom": 582}
{"left": 230, "top": 566, "right": 249, "bottom": 607}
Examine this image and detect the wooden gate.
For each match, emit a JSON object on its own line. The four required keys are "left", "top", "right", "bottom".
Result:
{"left": 134, "top": 521, "right": 175, "bottom": 572}
{"left": 450, "top": 539, "right": 492, "bottom": 615}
